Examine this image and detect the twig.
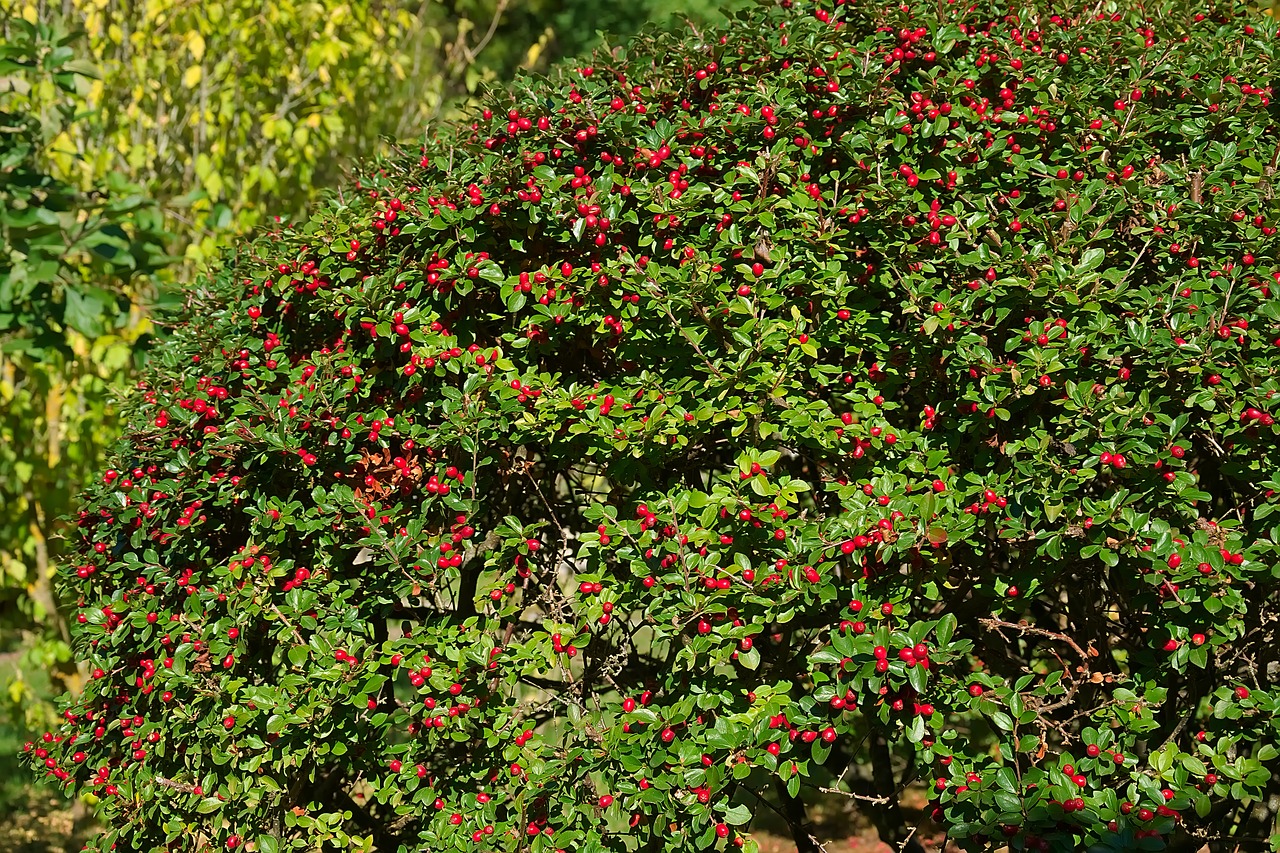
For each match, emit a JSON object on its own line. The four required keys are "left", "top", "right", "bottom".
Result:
{"left": 1263, "top": 139, "right": 1280, "bottom": 200}
{"left": 1118, "top": 237, "right": 1154, "bottom": 286}
{"left": 648, "top": 278, "right": 726, "bottom": 380}
{"left": 1217, "top": 279, "right": 1236, "bottom": 331}
{"left": 153, "top": 775, "right": 197, "bottom": 794}
{"left": 523, "top": 467, "right": 570, "bottom": 623}
{"left": 461, "top": 0, "right": 510, "bottom": 64}
{"left": 270, "top": 603, "right": 305, "bottom": 646}
{"left": 980, "top": 617, "right": 1091, "bottom": 662}
{"left": 816, "top": 785, "right": 891, "bottom": 805}
{"left": 979, "top": 616, "right": 1093, "bottom": 714}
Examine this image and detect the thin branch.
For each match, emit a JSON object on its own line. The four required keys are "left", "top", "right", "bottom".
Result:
{"left": 647, "top": 278, "right": 726, "bottom": 380}
{"left": 270, "top": 603, "right": 306, "bottom": 646}
{"left": 979, "top": 616, "right": 1094, "bottom": 714}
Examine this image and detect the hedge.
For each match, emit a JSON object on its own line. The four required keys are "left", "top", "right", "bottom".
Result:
{"left": 25, "top": 0, "right": 1280, "bottom": 850}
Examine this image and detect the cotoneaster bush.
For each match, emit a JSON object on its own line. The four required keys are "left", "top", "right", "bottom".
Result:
{"left": 24, "top": 0, "right": 1280, "bottom": 850}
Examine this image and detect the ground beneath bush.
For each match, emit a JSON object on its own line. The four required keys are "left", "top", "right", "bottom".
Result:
{"left": 746, "top": 787, "right": 959, "bottom": 853}
{"left": 0, "top": 785, "right": 962, "bottom": 853}
{"left": 1, "top": 787, "right": 96, "bottom": 853}
{"left": 0, "top": 786, "right": 1213, "bottom": 853}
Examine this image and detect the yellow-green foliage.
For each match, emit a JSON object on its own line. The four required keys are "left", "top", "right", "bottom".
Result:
{"left": 35, "top": 0, "right": 486, "bottom": 264}
{"left": 1, "top": 19, "right": 169, "bottom": 754}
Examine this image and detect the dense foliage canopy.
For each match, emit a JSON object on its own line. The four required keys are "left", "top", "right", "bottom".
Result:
{"left": 24, "top": 0, "right": 1280, "bottom": 851}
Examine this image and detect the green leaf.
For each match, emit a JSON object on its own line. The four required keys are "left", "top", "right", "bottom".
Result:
{"left": 1194, "top": 793, "right": 1212, "bottom": 818}
{"left": 62, "top": 286, "right": 110, "bottom": 337}
{"left": 907, "top": 663, "right": 928, "bottom": 694}
{"left": 990, "top": 711, "right": 1014, "bottom": 732}
{"left": 1076, "top": 247, "right": 1106, "bottom": 273}
{"left": 809, "top": 647, "right": 842, "bottom": 665}
{"left": 196, "top": 797, "right": 225, "bottom": 814}
{"left": 994, "top": 791, "right": 1021, "bottom": 813}
{"left": 935, "top": 613, "right": 956, "bottom": 647}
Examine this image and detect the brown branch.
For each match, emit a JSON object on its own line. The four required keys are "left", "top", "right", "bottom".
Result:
{"left": 771, "top": 780, "right": 823, "bottom": 853}
{"left": 979, "top": 616, "right": 1095, "bottom": 714}
{"left": 153, "top": 775, "right": 198, "bottom": 794}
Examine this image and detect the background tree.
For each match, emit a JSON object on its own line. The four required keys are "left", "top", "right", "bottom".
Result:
{"left": 0, "top": 21, "right": 170, "bottom": 807}
{"left": 50, "top": 0, "right": 514, "bottom": 266}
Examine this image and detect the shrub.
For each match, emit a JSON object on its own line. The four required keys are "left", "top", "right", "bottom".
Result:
{"left": 24, "top": 0, "right": 1280, "bottom": 850}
